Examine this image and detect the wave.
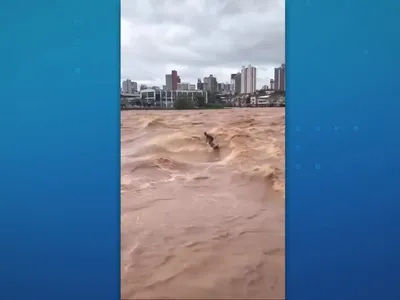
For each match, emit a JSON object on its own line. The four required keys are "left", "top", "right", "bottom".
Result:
{"left": 138, "top": 116, "right": 177, "bottom": 130}
{"left": 122, "top": 110, "right": 285, "bottom": 194}
{"left": 130, "top": 157, "right": 190, "bottom": 172}
{"left": 230, "top": 164, "right": 284, "bottom": 194}
{"left": 128, "top": 127, "right": 279, "bottom": 164}
{"left": 228, "top": 117, "right": 257, "bottom": 127}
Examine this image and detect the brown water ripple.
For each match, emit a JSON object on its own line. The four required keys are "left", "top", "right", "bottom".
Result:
{"left": 121, "top": 108, "right": 285, "bottom": 299}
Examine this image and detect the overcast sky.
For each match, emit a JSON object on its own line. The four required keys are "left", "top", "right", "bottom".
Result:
{"left": 121, "top": 0, "right": 285, "bottom": 89}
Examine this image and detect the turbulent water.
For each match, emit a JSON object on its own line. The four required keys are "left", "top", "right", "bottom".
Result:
{"left": 121, "top": 108, "right": 285, "bottom": 299}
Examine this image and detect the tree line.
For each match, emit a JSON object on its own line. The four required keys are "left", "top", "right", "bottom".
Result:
{"left": 173, "top": 93, "right": 223, "bottom": 110}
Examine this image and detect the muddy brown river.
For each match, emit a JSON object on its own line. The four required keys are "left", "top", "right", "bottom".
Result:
{"left": 121, "top": 108, "right": 285, "bottom": 299}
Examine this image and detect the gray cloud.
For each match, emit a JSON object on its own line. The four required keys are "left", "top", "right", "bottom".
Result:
{"left": 121, "top": 0, "right": 285, "bottom": 88}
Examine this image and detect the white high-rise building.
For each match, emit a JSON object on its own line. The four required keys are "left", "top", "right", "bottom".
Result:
{"left": 165, "top": 74, "right": 172, "bottom": 90}
{"left": 240, "top": 65, "right": 256, "bottom": 94}
{"left": 122, "top": 79, "right": 137, "bottom": 93}
{"left": 274, "top": 63, "right": 285, "bottom": 91}
{"left": 230, "top": 74, "right": 236, "bottom": 93}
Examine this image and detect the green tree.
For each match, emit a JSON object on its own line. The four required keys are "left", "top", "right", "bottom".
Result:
{"left": 173, "top": 94, "right": 195, "bottom": 109}
{"left": 195, "top": 95, "right": 206, "bottom": 108}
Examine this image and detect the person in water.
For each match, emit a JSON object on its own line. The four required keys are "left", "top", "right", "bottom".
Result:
{"left": 204, "top": 132, "right": 216, "bottom": 148}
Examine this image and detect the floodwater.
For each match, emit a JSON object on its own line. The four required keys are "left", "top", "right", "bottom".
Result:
{"left": 121, "top": 108, "right": 285, "bottom": 299}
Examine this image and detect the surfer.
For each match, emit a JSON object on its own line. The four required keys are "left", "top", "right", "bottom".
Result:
{"left": 204, "top": 132, "right": 217, "bottom": 148}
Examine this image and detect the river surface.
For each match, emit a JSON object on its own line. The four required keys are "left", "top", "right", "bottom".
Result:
{"left": 121, "top": 108, "right": 285, "bottom": 299}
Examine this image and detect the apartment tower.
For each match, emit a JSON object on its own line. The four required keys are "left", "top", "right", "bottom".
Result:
{"left": 240, "top": 65, "right": 257, "bottom": 94}
{"left": 274, "top": 63, "right": 285, "bottom": 91}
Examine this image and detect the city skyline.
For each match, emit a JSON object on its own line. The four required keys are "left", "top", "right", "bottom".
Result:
{"left": 121, "top": 0, "right": 285, "bottom": 89}
{"left": 121, "top": 61, "right": 285, "bottom": 94}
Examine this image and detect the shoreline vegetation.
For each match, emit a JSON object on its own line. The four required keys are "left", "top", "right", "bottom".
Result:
{"left": 121, "top": 91, "right": 285, "bottom": 110}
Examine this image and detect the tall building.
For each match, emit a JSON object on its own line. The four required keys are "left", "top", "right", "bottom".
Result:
{"left": 240, "top": 65, "right": 257, "bottom": 94}
{"left": 122, "top": 79, "right": 137, "bottom": 93}
{"left": 122, "top": 80, "right": 129, "bottom": 93}
{"left": 217, "top": 83, "right": 225, "bottom": 93}
{"left": 197, "top": 78, "right": 203, "bottom": 90}
{"left": 165, "top": 74, "right": 172, "bottom": 90}
{"left": 234, "top": 73, "right": 241, "bottom": 94}
{"left": 230, "top": 74, "right": 236, "bottom": 93}
{"left": 171, "top": 70, "right": 179, "bottom": 90}
{"left": 270, "top": 79, "right": 275, "bottom": 90}
{"left": 165, "top": 70, "right": 181, "bottom": 90}
{"left": 274, "top": 63, "right": 285, "bottom": 91}
{"left": 204, "top": 74, "right": 217, "bottom": 93}
{"left": 132, "top": 81, "right": 138, "bottom": 92}
{"left": 224, "top": 83, "right": 231, "bottom": 94}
